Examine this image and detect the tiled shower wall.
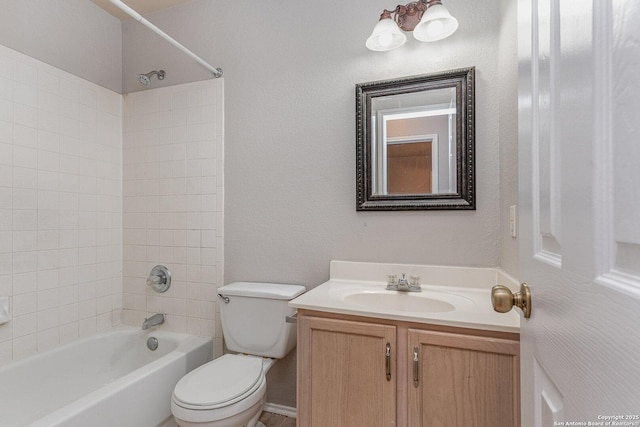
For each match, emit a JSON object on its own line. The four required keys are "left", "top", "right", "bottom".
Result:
{"left": 0, "top": 43, "right": 225, "bottom": 365}
{"left": 0, "top": 44, "right": 123, "bottom": 364}
{"left": 122, "top": 80, "right": 224, "bottom": 356}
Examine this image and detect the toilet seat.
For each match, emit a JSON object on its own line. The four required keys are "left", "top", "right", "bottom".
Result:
{"left": 172, "top": 354, "right": 265, "bottom": 411}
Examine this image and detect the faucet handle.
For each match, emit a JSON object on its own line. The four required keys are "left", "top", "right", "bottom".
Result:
{"left": 386, "top": 274, "right": 398, "bottom": 290}
{"left": 408, "top": 275, "right": 422, "bottom": 292}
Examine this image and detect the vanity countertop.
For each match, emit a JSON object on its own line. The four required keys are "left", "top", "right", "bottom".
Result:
{"left": 289, "top": 260, "right": 520, "bottom": 334}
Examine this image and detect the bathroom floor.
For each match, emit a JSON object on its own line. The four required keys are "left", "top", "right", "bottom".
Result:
{"left": 259, "top": 411, "right": 296, "bottom": 427}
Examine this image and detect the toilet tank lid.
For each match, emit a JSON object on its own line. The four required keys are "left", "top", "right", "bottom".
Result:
{"left": 218, "top": 282, "right": 306, "bottom": 300}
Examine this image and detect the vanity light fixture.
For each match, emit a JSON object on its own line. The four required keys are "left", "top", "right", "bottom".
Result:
{"left": 365, "top": 0, "right": 459, "bottom": 51}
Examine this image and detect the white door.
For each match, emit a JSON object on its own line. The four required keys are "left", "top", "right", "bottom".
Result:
{"left": 518, "top": 0, "right": 640, "bottom": 425}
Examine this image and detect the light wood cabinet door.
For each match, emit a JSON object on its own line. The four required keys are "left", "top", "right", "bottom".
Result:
{"left": 407, "top": 329, "right": 520, "bottom": 427}
{"left": 297, "top": 316, "right": 397, "bottom": 427}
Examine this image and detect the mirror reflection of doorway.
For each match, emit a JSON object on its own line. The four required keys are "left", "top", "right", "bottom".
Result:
{"left": 375, "top": 108, "right": 452, "bottom": 195}
{"left": 387, "top": 140, "right": 433, "bottom": 194}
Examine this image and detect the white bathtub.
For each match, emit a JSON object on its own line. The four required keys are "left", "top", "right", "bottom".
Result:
{"left": 0, "top": 327, "right": 213, "bottom": 427}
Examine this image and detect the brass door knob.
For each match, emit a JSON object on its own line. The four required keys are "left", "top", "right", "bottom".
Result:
{"left": 491, "top": 283, "right": 531, "bottom": 318}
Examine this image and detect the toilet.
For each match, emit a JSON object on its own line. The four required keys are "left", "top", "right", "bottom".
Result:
{"left": 171, "top": 282, "right": 306, "bottom": 427}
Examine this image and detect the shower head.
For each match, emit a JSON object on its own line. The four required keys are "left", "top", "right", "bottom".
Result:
{"left": 137, "top": 74, "right": 151, "bottom": 86}
{"left": 137, "top": 70, "right": 166, "bottom": 86}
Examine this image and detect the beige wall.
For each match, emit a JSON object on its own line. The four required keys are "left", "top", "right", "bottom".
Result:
{"left": 499, "top": 0, "right": 520, "bottom": 278}
{"left": 0, "top": 0, "right": 122, "bottom": 92}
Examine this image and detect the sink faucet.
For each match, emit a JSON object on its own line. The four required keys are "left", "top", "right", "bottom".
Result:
{"left": 386, "top": 274, "right": 422, "bottom": 292}
{"left": 142, "top": 313, "right": 165, "bottom": 330}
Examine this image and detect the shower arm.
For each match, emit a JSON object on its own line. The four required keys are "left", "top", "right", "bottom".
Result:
{"left": 108, "top": 0, "right": 223, "bottom": 78}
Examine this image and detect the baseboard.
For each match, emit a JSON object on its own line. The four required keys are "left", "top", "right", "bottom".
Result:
{"left": 157, "top": 416, "right": 178, "bottom": 427}
{"left": 263, "top": 402, "right": 297, "bottom": 418}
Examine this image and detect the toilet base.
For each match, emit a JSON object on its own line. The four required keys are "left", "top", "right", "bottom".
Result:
{"left": 173, "top": 397, "right": 264, "bottom": 427}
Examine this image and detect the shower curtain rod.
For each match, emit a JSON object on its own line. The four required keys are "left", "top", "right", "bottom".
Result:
{"left": 108, "top": 0, "right": 223, "bottom": 78}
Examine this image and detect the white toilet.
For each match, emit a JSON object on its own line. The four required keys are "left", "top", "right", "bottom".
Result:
{"left": 171, "top": 282, "right": 306, "bottom": 427}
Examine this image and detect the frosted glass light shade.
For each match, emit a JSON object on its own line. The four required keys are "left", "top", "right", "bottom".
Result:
{"left": 413, "top": 3, "right": 459, "bottom": 42}
{"left": 366, "top": 18, "right": 407, "bottom": 51}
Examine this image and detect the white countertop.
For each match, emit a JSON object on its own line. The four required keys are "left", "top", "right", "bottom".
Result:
{"left": 289, "top": 261, "right": 520, "bottom": 334}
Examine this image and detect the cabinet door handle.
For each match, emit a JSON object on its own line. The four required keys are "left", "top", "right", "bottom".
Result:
{"left": 385, "top": 343, "right": 392, "bottom": 381}
{"left": 413, "top": 346, "right": 419, "bottom": 387}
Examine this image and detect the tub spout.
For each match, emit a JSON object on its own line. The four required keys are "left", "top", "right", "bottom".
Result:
{"left": 142, "top": 313, "right": 165, "bottom": 330}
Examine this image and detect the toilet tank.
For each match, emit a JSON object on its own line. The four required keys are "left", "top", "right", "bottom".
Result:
{"left": 217, "top": 282, "right": 306, "bottom": 359}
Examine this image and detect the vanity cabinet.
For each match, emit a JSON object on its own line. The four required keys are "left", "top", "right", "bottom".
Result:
{"left": 297, "top": 316, "right": 397, "bottom": 426}
{"left": 407, "top": 328, "right": 520, "bottom": 427}
{"left": 297, "top": 311, "right": 520, "bottom": 427}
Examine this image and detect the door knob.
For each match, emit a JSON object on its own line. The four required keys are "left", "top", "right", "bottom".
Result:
{"left": 491, "top": 283, "right": 531, "bottom": 318}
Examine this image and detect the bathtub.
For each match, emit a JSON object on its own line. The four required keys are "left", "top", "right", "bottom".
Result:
{"left": 0, "top": 327, "right": 213, "bottom": 427}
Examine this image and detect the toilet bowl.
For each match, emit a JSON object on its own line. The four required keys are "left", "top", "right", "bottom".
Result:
{"left": 171, "top": 355, "right": 274, "bottom": 427}
{"left": 171, "top": 282, "right": 305, "bottom": 427}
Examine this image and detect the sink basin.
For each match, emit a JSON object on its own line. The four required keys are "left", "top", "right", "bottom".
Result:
{"left": 328, "top": 285, "right": 475, "bottom": 314}
{"left": 344, "top": 292, "right": 455, "bottom": 312}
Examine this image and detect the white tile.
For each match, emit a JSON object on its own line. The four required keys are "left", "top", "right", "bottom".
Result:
{"left": 13, "top": 188, "right": 37, "bottom": 210}
{"left": 38, "top": 153, "right": 60, "bottom": 174}
{"left": 59, "top": 285, "right": 78, "bottom": 306}
{"left": 97, "top": 90, "right": 121, "bottom": 116}
{"left": 13, "top": 292, "right": 36, "bottom": 316}
{"left": 0, "top": 164, "right": 11, "bottom": 188}
{"left": 12, "top": 251, "right": 37, "bottom": 273}
{"left": 96, "top": 312, "right": 112, "bottom": 331}
{"left": 59, "top": 248, "right": 78, "bottom": 267}
{"left": 38, "top": 71, "right": 60, "bottom": 96}
{"left": 0, "top": 124, "right": 12, "bottom": 146}
{"left": 37, "top": 268, "right": 59, "bottom": 290}
{"left": 96, "top": 295, "right": 112, "bottom": 314}
{"left": 13, "top": 230, "right": 36, "bottom": 252}
{"left": 14, "top": 103, "right": 38, "bottom": 128}
{"left": 37, "top": 307, "right": 59, "bottom": 331}
{"left": 13, "top": 145, "right": 37, "bottom": 169}
{"left": 78, "top": 265, "right": 96, "bottom": 284}
{"left": 37, "top": 231, "right": 58, "bottom": 250}
{"left": 0, "top": 77, "right": 12, "bottom": 101}
{"left": 186, "top": 317, "right": 200, "bottom": 335}
{"left": 12, "top": 167, "right": 37, "bottom": 189}
{"left": 78, "top": 299, "right": 96, "bottom": 319}
{"left": 59, "top": 322, "right": 78, "bottom": 344}
{"left": 13, "top": 271, "right": 37, "bottom": 294}
{"left": 13, "top": 82, "right": 37, "bottom": 107}
{"left": 59, "top": 302, "right": 79, "bottom": 325}
{"left": 12, "top": 333, "right": 37, "bottom": 360}
{"left": 37, "top": 289, "right": 58, "bottom": 310}
{"left": 78, "top": 316, "right": 96, "bottom": 337}
{"left": 0, "top": 231, "right": 10, "bottom": 253}
{"left": 0, "top": 99, "right": 12, "bottom": 122}
{"left": 0, "top": 209, "right": 11, "bottom": 231}
{"left": 12, "top": 313, "right": 36, "bottom": 338}
{"left": 13, "top": 209, "right": 37, "bottom": 231}
{"left": 38, "top": 210, "right": 60, "bottom": 230}
{"left": 37, "top": 250, "right": 58, "bottom": 271}
{"left": 13, "top": 61, "right": 37, "bottom": 87}
{"left": 38, "top": 190, "right": 59, "bottom": 210}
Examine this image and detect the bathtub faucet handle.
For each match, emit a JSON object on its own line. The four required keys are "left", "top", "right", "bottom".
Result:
{"left": 147, "top": 265, "right": 171, "bottom": 293}
{"left": 142, "top": 313, "right": 165, "bottom": 330}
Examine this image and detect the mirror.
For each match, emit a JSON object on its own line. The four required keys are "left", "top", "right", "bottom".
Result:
{"left": 356, "top": 67, "right": 475, "bottom": 210}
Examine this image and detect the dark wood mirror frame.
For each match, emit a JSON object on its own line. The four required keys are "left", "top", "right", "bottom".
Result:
{"left": 356, "top": 67, "right": 475, "bottom": 211}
